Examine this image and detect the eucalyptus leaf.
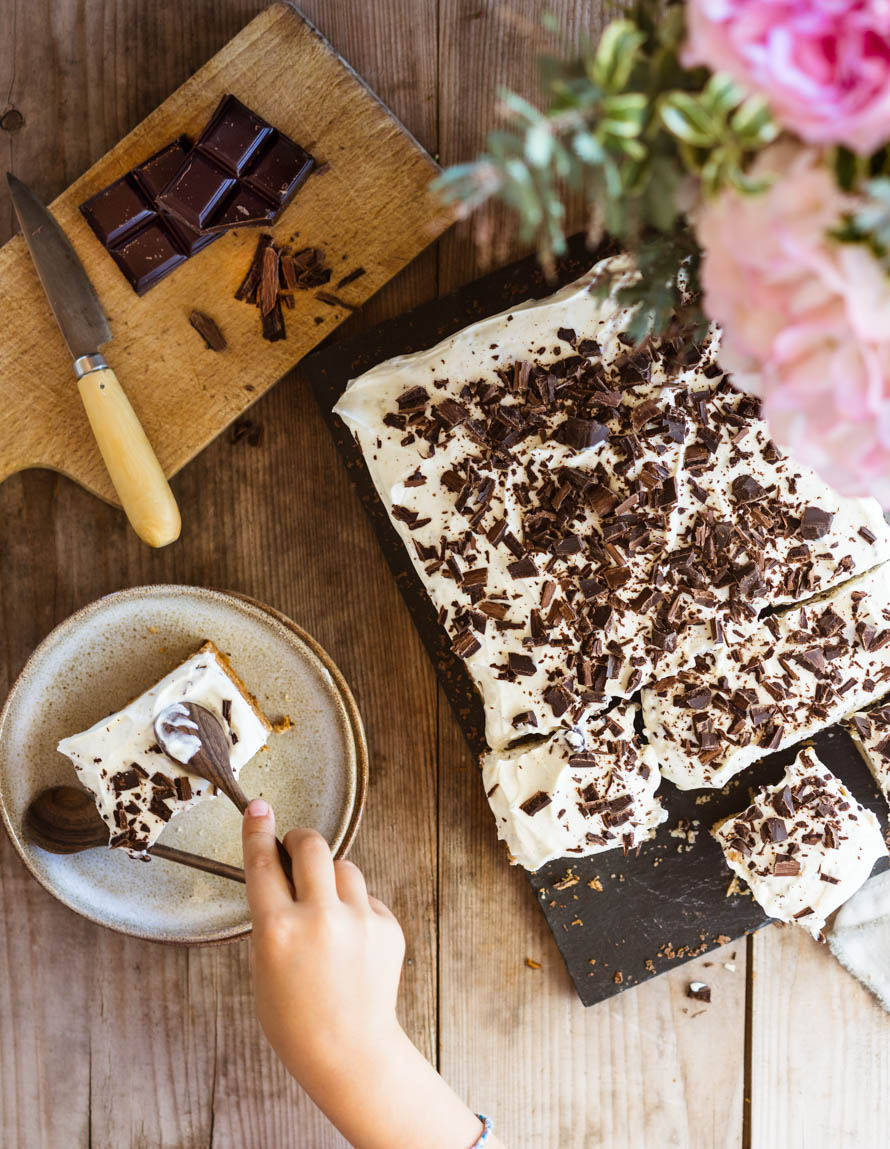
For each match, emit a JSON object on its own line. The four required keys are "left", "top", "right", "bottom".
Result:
{"left": 659, "top": 92, "right": 717, "bottom": 147}
{"left": 590, "top": 19, "right": 646, "bottom": 93}
{"left": 730, "top": 95, "right": 778, "bottom": 146}
{"left": 525, "top": 124, "right": 554, "bottom": 167}
{"left": 701, "top": 73, "right": 745, "bottom": 117}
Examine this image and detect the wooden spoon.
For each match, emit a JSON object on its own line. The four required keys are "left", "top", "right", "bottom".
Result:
{"left": 25, "top": 786, "right": 245, "bottom": 883}
{"left": 154, "top": 701, "right": 293, "bottom": 884}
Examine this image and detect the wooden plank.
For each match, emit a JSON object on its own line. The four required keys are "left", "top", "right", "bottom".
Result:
{"left": 434, "top": 1, "right": 745, "bottom": 1144}
{"left": 0, "top": 1, "right": 447, "bottom": 504}
{"left": 750, "top": 923, "right": 890, "bottom": 1148}
{"left": 0, "top": 2, "right": 440, "bottom": 1147}
{"left": 87, "top": 933, "right": 216, "bottom": 1148}
{"left": 0, "top": 848, "right": 92, "bottom": 1148}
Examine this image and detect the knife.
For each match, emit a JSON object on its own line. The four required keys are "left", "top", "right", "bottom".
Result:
{"left": 6, "top": 172, "right": 181, "bottom": 548}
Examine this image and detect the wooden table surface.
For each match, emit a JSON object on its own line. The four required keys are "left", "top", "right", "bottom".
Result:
{"left": 1, "top": 3, "right": 888, "bottom": 1147}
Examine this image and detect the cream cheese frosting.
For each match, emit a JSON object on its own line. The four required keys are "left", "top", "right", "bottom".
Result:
{"left": 712, "top": 746, "right": 887, "bottom": 938}
{"left": 846, "top": 702, "right": 890, "bottom": 810}
{"left": 57, "top": 642, "right": 270, "bottom": 856}
{"left": 335, "top": 257, "right": 890, "bottom": 751}
{"left": 643, "top": 563, "right": 890, "bottom": 790}
{"left": 481, "top": 703, "right": 665, "bottom": 871}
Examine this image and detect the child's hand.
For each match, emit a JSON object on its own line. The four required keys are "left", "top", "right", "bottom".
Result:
{"left": 242, "top": 798, "right": 405, "bottom": 1082}
{"left": 242, "top": 800, "right": 496, "bottom": 1149}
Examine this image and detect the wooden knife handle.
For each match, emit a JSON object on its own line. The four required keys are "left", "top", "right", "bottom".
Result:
{"left": 76, "top": 366, "right": 181, "bottom": 547}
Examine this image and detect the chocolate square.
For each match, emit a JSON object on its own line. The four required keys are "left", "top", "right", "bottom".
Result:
{"left": 156, "top": 152, "right": 235, "bottom": 230}
{"left": 208, "top": 185, "right": 276, "bottom": 231}
{"left": 243, "top": 133, "right": 314, "bottom": 207}
{"left": 80, "top": 177, "right": 154, "bottom": 247}
{"left": 200, "top": 95, "right": 272, "bottom": 174}
{"left": 132, "top": 137, "right": 192, "bottom": 199}
{"left": 109, "top": 221, "right": 187, "bottom": 295}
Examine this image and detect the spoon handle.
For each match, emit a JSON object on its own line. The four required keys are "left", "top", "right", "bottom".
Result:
{"left": 149, "top": 843, "right": 245, "bottom": 884}
{"left": 224, "top": 779, "right": 294, "bottom": 887}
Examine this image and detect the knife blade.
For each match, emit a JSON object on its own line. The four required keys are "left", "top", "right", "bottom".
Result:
{"left": 7, "top": 172, "right": 111, "bottom": 359}
{"left": 7, "top": 172, "right": 181, "bottom": 547}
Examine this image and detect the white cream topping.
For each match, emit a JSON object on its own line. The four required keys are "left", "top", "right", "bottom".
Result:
{"left": 643, "top": 563, "right": 890, "bottom": 790}
{"left": 481, "top": 703, "right": 665, "bottom": 871}
{"left": 335, "top": 257, "right": 890, "bottom": 751}
{"left": 713, "top": 746, "right": 887, "bottom": 937}
{"left": 155, "top": 702, "right": 202, "bottom": 762}
{"left": 846, "top": 702, "right": 890, "bottom": 810}
{"left": 57, "top": 645, "right": 269, "bottom": 856}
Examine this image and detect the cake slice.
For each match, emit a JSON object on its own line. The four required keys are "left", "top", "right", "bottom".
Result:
{"left": 334, "top": 257, "right": 890, "bottom": 750}
{"left": 481, "top": 703, "right": 666, "bottom": 871}
{"left": 712, "top": 747, "right": 887, "bottom": 937}
{"left": 642, "top": 562, "right": 890, "bottom": 790}
{"left": 846, "top": 702, "right": 890, "bottom": 810}
{"left": 57, "top": 641, "right": 271, "bottom": 856}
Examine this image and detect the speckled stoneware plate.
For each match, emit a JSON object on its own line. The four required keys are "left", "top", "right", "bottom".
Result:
{"left": 0, "top": 585, "right": 367, "bottom": 945}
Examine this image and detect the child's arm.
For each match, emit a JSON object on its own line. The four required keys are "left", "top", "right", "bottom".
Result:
{"left": 242, "top": 799, "right": 504, "bottom": 1149}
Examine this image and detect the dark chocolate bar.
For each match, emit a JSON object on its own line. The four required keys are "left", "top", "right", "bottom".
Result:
{"left": 80, "top": 137, "right": 220, "bottom": 294}
{"left": 157, "top": 95, "right": 315, "bottom": 234}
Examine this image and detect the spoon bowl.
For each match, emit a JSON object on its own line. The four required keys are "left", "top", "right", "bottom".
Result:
{"left": 24, "top": 785, "right": 245, "bottom": 883}
{"left": 154, "top": 701, "right": 293, "bottom": 884}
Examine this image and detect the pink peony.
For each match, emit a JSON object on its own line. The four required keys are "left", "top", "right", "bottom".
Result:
{"left": 696, "top": 141, "right": 890, "bottom": 505}
{"left": 685, "top": 1, "right": 890, "bottom": 153}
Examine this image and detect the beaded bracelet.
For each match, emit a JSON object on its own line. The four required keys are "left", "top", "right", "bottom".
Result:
{"left": 471, "top": 1115, "right": 493, "bottom": 1147}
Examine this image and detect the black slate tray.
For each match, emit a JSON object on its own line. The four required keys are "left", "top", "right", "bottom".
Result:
{"left": 300, "top": 236, "right": 890, "bottom": 1006}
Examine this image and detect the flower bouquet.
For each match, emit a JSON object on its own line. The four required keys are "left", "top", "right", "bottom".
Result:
{"left": 435, "top": 1, "right": 890, "bottom": 504}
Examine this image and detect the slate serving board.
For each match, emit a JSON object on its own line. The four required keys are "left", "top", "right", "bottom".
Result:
{"left": 300, "top": 236, "right": 890, "bottom": 1007}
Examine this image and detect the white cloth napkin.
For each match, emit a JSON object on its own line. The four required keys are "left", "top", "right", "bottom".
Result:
{"left": 827, "top": 870, "right": 890, "bottom": 1011}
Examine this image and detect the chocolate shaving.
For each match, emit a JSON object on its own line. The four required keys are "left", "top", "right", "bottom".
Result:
{"left": 260, "top": 244, "right": 280, "bottom": 316}
{"left": 519, "top": 791, "right": 552, "bottom": 817}
{"left": 557, "top": 417, "right": 608, "bottom": 451}
{"left": 235, "top": 233, "right": 272, "bottom": 301}
{"left": 799, "top": 506, "right": 834, "bottom": 539}
{"left": 316, "top": 290, "right": 359, "bottom": 312}
{"left": 336, "top": 266, "right": 366, "bottom": 289}
{"left": 188, "top": 310, "right": 227, "bottom": 351}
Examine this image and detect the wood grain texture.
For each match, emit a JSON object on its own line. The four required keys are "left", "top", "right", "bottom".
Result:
{"left": 1, "top": 2, "right": 887, "bottom": 1149}
{"left": 750, "top": 924, "right": 890, "bottom": 1149}
{"left": 434, "top": 2, "right": 743, "bottom": 1145}
{"left": 0, "top": 2, "right": 439, "bottom": 1148}
{"left": 0, "top": 1, "right": 447, "bottom": 504}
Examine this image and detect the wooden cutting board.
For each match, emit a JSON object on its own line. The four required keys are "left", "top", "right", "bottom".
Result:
{"left": 0, "top": 1, "right": 448, "bottom": 505}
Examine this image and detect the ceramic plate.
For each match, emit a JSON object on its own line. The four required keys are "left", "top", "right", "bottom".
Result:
{"left": 0, "top": 585, "right": 367, "bottom": 944}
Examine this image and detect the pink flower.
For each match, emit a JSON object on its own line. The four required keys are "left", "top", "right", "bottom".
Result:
{"left": 696, "top": 141, "right": 890, "bottom": 504}
{"left": 685, "top": 1, "right": 890, "bottom": 153}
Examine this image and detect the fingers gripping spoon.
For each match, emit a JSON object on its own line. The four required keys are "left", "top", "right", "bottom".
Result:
{"left": 6, "top": 173, "right": 181, "bottom": 547}
{"left": 154, "top": 701, "right": 294, "bottom": 884}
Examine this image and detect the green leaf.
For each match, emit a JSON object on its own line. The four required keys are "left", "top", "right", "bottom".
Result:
{"left": 525, "top": 124, "right": 553, "bottom": 167}
{"left": 659, "top": 92, "right": 717, "bottom": 147}
{"left": 571, "top": 130, "right": 604, "bottom": 164}
{"left": 498, "top": 89, "right": 545, "bottom": 126}
{"left": 700, "top": 73, "right": 745, "bottom": 118}
{"left": 601, "top": 92, "right": 648, "bottom": 136}
{"left": 589, "top": 19, "right": 645, "bottom": 93}
{"left": 730, "top": 96, "right": 778, "bottom": 146}
{"left": 618, "top": 137, "right": 647, "bottom": 161}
